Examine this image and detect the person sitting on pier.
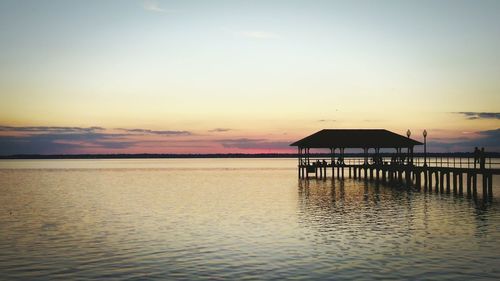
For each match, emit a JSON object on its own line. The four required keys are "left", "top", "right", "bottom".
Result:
{"left": 337, "top": 156, "right": 344, "bottom": 166}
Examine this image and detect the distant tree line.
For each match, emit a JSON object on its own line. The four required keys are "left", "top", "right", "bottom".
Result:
{"left": 1, "top": 152, "right": 499, "bottom": 159}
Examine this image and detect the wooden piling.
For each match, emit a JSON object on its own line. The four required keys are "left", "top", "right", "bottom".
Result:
{"left": 446, "top": 172, "right": 450, "bottom": 193}
{"left": 459, "top": 173, "right": 463, "bottom": 195}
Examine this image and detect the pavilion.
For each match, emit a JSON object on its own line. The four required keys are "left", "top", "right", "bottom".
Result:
{"left": 290, "top": 129, "right": 422, "bottom": 178}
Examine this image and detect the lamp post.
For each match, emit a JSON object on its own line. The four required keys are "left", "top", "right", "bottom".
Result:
{"left": 423, "top": 130, "right": 427, "bottom": 166}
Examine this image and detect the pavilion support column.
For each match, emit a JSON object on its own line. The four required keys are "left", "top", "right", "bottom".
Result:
{"left": 330, "top": 148, "right": 334, "bottom": 179}
{"left": 337, "top": 148, "right": 342, "bottom": 179}
{"left": 298, "top": 147, "right": 301, "bottom": 179}
{"left": 340, "top": 148, "right": 345, "bottom": 179}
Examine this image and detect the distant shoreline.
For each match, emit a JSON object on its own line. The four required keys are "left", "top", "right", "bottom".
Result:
{"left": 1, "top": 152, "right": 499, "bottom": 160}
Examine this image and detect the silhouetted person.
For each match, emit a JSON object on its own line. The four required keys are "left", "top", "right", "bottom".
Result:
{"left": 322, "top": 159, "right": 327, "bottom": 167}
{"left": 474, "top": 147, "right": 480, "bottom": 168}
{"left": 480, "top": 147, "right": 486, "bottom": 169}
{"left": 337, "top": 157, "right": 344, "bottom": 165}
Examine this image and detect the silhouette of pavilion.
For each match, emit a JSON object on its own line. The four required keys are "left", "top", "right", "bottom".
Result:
{"left": 291, "top": 129, "right": 422, "bottom": 166}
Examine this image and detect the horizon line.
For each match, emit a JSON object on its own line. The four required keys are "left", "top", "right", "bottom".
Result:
{"left": 2, "top": 152, "right": 500, "bottom": 160}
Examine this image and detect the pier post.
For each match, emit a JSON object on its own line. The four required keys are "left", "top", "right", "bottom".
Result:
{"left": 467, "top": 173, "right": 472, "bottom": 196}
{"left": 406, "top": 168, "right": 411, "bottom": 186}
{"left": 439, "top": 171, "right": 444, "bottom": 193}
{"left": 473, "top": 174, "right": 478, "bottom": 197}
{"left": 434, "top": 171, "right": 439, "bottom": 193}
{"left": 459, "top": 173, "right": 463, "bottom": 195}
{"left": 487, "top": 174, "right": 493, "bottom": 197}
{"left": 446, "top": 172, "right": 450, "bottom": 193}
{"left": 428, "top": 171, "right": 432, "bottom": 192}
{"left": 423, "top": 170, "right": 427, "bottom": 191}
{"left": 482, "top": 174, "right": 487, "bottom": 198}
{"left": 452, "top": 172, "right": 457, "bottom": 194}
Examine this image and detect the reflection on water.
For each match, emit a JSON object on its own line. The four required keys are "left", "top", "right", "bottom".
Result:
{"left": 0, "top": 159, "right": 499, "bottom": 280}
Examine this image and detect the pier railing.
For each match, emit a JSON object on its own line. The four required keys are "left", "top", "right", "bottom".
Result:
{"left": 301, "top": 156, "right": 500, "bottom": 170}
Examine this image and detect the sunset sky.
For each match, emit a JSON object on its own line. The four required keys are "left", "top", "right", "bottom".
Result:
{"left": 1, "top": 0, "right": 499, "bottom": 155}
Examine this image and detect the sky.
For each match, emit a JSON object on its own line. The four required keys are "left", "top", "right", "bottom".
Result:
{"left": 0, "top": 0, "right": 499, "bottom": 155}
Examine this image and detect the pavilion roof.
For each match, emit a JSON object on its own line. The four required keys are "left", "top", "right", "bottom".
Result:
{"left": 290, "top": 129, "right": 422, "bottom": 148}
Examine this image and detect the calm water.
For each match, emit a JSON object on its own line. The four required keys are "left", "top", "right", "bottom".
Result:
{"left": 0, "top": 159, "right": 499, "bottom": 280}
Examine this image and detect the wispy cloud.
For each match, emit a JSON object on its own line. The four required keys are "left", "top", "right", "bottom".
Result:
{"left": 209, "top": 128, "right": 232, "bottom": 133}
{"left": 455, "top": 112, "right": 500, "bottom": 120}
{"left": 0, "top": 126, "right": 104, "bottom": 133}
{"left": 318, "top": 119, "right": 336, "bottom": 122}
{"left": 116, "top": 128, "right": 191, "bottom": 136}
{"left": 143, "top": 0, "right": 176, "bottom": 13}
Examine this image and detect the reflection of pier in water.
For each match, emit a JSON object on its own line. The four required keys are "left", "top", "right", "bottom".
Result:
{"left": 291, "top": 129, "right": 500, "bottom": 199}
{"left": 297, "top": 179, "right": 498, "bottom": 252}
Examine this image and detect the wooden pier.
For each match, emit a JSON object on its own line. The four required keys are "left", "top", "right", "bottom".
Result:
{"left": 291, "top": 129, "right": 499, "bottom": 199}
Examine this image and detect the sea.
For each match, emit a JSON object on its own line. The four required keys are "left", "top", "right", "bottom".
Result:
{"left": 0, "top": 158, "right": 499, "bottom": 280}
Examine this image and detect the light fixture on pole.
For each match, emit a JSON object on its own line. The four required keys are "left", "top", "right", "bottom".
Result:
{"left": 423, "top": 130, "right": 427, "bottom": 166}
